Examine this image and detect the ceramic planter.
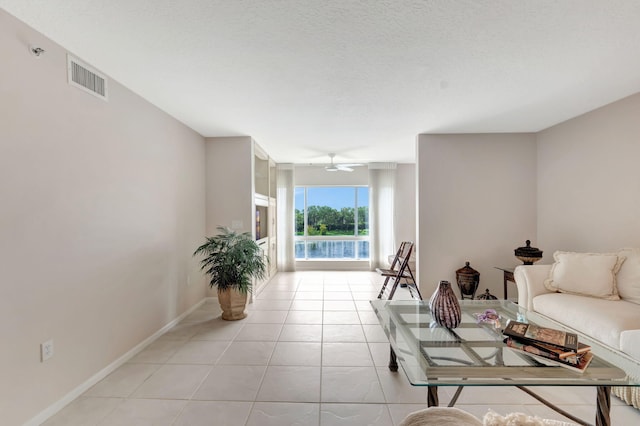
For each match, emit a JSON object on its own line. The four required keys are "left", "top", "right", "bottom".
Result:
{"left": 218, "top": 288, "right": 248, "bottom": 320}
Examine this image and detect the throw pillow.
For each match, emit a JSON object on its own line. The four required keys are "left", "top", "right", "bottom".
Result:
{"left": 399, "top": 407, "right": 482, "bottom": 426}
{"left": 543, "top": 251, "right": 624, "bottom": 300}
{"left": 617, "top": 248, "right": 640, "bottom": 304}
{"left": 483, "top": 410, "right": 578, "bottom": 426}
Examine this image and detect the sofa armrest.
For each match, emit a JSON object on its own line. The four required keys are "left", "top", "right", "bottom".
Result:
{"left": 514, "top": 264, "right": 553, "bottom": 310}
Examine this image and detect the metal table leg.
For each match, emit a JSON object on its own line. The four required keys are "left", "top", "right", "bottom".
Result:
{"left": 516, "top": 386, "right": 590, "bottom": 426}
{"left": 428, "top": 387, "right": 439, "bottom": 407}
{"left": 388, "top": 346, "right": 398, "bottom": 372}
{"left": 596, "top": 386, "right": 611, "bottom": 426}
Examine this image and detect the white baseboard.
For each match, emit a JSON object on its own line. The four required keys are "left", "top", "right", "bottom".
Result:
{"left": 25, "top": 297, "right": 214, "bottom": 426}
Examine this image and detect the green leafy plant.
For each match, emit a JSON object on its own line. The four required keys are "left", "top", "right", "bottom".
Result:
{"left": 194, "top": 226, "right": 267, "bottom": 294}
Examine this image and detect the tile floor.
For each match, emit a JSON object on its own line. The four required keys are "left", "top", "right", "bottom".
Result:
{"left": 44, "top": 271, "right": 640, "bottom": 425}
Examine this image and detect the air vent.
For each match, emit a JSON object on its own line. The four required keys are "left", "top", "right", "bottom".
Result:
{"left": 67, "top": 55, "right": 108, "bottom": 101}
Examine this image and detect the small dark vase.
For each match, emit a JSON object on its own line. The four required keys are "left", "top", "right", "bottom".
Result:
{"left": 429, "top": 280, "right": 462, "bottom": 329}
{"left": 476, "top": 288, "right": 498, "bottom": 300}
{"left": 456, "top": 261, "right": 480, "bottom": 300}
{"left": 514, "top": 240, "right": 543, "bottom": 265}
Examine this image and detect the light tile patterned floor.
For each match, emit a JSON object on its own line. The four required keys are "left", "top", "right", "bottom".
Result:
{"left": 44, "top": 271, "right": 640, "bottom": 425}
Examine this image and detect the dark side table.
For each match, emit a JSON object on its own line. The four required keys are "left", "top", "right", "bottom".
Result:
{"left": 494, "top": 267, "right": 515, "bottom": 300}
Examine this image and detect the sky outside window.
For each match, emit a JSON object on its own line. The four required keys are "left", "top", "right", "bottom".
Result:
{"left": 295, "top": 187, "right": 369, "bottom": 210}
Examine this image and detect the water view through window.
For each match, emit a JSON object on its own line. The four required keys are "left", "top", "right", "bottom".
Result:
{"left": 295, "top": 186, "right": 369, "bottom": 260}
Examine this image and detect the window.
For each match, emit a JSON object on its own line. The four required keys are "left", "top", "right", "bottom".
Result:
{"left": 295, "top": 186, "right": 369, "bottom": 260}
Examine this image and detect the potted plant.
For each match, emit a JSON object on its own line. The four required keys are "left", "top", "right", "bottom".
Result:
{"left": 194, "top": 226, "right": 267, "bottom": 320}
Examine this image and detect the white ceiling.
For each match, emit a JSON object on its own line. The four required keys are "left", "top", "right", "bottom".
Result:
{"left": 3, "top": 1, "right": 640, "bottom": 164}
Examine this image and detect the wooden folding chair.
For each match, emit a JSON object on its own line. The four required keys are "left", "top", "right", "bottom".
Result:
{"left": 376, "top": 241, "right": 422, "bottom": 300}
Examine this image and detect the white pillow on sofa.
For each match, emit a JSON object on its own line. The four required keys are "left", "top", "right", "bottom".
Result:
{"left": 617, "top": 248, "right": 640, "bottom": 304}
{"left": 544, "top": 251, "right": 624, "bottom": 300}
{"left": 483, "top": 409, "right": 578, "bottom": 425}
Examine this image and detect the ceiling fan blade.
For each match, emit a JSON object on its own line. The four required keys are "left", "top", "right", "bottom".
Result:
{"left": 322, "top": 153, "right": 363, "bottom": 171}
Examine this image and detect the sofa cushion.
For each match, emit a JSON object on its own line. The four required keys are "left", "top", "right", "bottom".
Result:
{"left": 532, "top": 293, "right": 640, "bottom": 350}
{"left": 620, "top": 330, "right": 640, "bottom": 361}
{"left": 544, "top": 251, "right": 624, "bottom": 300}
{"left": 617, "top": 248, "right": 640, "bottom": 305}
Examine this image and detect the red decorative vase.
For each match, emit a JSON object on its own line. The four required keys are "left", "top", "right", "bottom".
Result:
{"left": 429, "top": 280, "right": 462, "bottom": 328}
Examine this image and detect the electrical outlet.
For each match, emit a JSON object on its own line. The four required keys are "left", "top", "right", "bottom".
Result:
{"left": 41, "top": 339, "right": 54, "bottom": 362}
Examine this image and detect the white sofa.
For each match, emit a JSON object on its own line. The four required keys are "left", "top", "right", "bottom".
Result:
{"left": 514, "top": 248, "right": 640, "bottom": 407}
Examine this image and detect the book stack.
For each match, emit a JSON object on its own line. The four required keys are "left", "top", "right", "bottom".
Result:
{"left": 502, "top": 320, "right": 593, "bottom": 373}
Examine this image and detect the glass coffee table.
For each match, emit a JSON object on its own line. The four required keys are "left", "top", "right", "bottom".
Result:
{"left": 370, "top": 299, "right": 640, "bottom": 426}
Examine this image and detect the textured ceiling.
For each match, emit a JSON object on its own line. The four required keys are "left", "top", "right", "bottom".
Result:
{"left": 3, "top": 1, "right": 640, "bottom": 163}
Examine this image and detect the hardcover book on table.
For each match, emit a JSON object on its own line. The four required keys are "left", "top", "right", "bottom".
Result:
{"left": 504, "top": 337, "right": 593, "bottom": 373}
{"left": 525, "top": 340, "right": 592, "bottom": 363}
{"left": 503, "top": 320, "right": 579, "bottom": 352}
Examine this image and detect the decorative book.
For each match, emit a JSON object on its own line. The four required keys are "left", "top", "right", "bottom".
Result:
{"left": 503, "top": 320, "right": 579, "bottom": 352}
{"left": 505, "top": 338, "right": 593, "bottom": 373}
{"left": 524, "top": 340, "right": 592, "bottom": 363}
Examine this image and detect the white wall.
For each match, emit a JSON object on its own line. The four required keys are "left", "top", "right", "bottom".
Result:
{"left": 204, "top": 137, "right": 254, "bottom": 293}
{"left": 0, "top": 11, "right": 207, "bottom": 425}
{"left": 416, "top": 134, "right": 537, "bottom": 299}
{"left": 204, "top": 137, "right": 254, "bottom": 235}
{"left": 395, "top": 163, "right": 416, "bottom": 246}
{"left": 294, "top": 165, "right": 368, "bottom": 186}
{"left": 537, "top": 92, "right": 640, "bottom": 254}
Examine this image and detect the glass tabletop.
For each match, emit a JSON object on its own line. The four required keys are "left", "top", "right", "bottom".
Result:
{"left": 370, "top": 299, "right": 640, "bottom": 387}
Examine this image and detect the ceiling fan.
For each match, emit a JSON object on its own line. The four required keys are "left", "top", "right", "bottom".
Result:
{"left": 324, "top": 153, "right": 364, "bottom": 172}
